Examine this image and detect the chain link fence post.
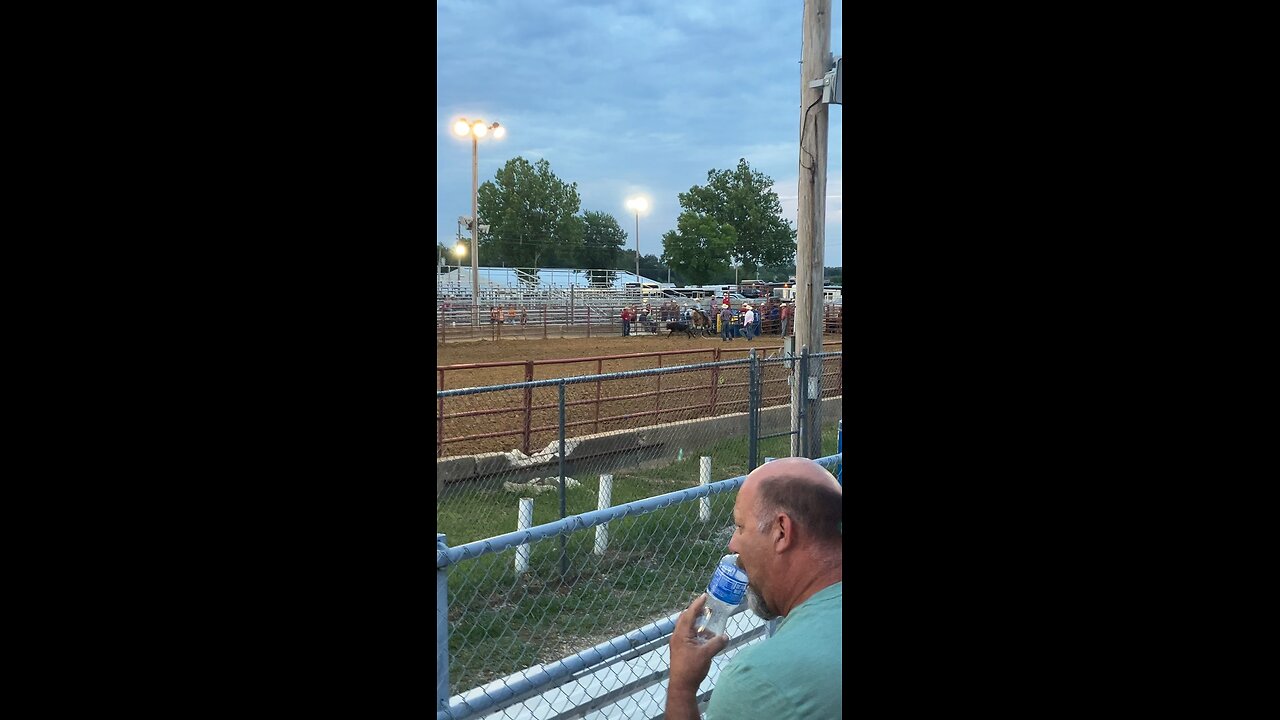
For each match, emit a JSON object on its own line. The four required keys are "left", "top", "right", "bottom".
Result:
{"left": 809, "top": 351, "right": 824, "bottom": 458}
{"left": 798, "top": 345, "right": 810, "bottom": 458}
{"left": 748, "top": 348, "right": 760, "bottom": 471}
{"left": 837, "top": 419, "right": 843, "bottom": 486}
{"left": 437, "top": 533, "right": 450, "bottom": 712}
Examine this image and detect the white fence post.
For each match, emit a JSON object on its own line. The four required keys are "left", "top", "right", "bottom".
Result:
{"left": 699, "top": 456, "right": 712, "bottom": 522}
{"left": 595, "top": 474, "right": 613, "bottom": 555}
{"left": 516, "top": 497, "right": 533, "bottom": 574}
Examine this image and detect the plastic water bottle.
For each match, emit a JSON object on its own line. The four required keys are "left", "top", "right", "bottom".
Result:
{"left": 695, "top": 553, "right": 748, "bottom": 641}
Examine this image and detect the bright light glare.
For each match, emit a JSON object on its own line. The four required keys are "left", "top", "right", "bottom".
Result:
{"left": 453, "top": 118, "right": 505, "bottom": 139}
{"left": 454, "top": 244, "right": 466, "bottom": 257}
{"left": 627, "top": 197, "right": 648, "bottom": 213}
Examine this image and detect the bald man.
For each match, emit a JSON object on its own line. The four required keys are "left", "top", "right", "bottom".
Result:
{"left": 666, "top": 457, "right": 842, "bottom": 719}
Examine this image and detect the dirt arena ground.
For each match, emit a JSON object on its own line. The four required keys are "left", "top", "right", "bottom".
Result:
{"left": 436, "top": 332, "right": 843, "bottom": 457}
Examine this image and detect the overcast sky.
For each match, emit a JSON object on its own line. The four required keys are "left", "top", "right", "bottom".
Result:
{"left": 436, "top": 0, "right": 843, "bottom": 273}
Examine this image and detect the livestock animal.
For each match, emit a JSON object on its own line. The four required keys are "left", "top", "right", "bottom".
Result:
{"left": 666, "top": 321, "right": 695, "bottom": 338}
{"left": 689, "top": 309, "right": 713, "bottom": 336}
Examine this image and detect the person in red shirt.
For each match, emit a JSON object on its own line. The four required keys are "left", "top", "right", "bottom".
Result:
{"left": 621, "top": 306, "right": 633, "bottom": 337}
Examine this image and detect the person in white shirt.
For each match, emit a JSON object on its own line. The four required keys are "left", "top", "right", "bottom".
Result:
{"left": 742, "top": 304, "right": 757, "bottom": 341}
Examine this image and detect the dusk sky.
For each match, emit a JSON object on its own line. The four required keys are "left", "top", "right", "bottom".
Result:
{"left": 436, "top": 0, "right": 843, "bottom": 274}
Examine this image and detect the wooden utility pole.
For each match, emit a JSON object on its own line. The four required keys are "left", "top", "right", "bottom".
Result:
{"left": 793, "top": 0, "right": 830, "bottom": 457}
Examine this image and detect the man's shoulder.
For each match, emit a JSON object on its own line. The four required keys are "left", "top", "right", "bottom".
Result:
{"left": 710, "top": 628, "right": 840, "bottom": 718}
{"left": 713, "top": 641, "right": 778, "bottom": 703}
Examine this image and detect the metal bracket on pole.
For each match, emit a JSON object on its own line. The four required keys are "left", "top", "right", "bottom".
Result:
{"left": 809, "top": 55, "right": 842, "bottom": 104}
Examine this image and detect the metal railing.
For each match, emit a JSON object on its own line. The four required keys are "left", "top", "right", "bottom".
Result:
{"left": 437, "top": 343, "right": 842, "bottom": 458}
{"left": 436, "top": 350, "right": 842, "bottom": 719}
{"left": 437, "top": 303, "right": 843, "bottom": 342}
{"left": 436, "top": 452, "right": 843, "bottom": 720}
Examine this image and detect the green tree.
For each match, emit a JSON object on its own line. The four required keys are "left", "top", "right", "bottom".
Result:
{"left": 477, "top": 157, "right": 583, "bottom": 269}
{"left": 759, "top": 261, "right": 797, "bottom": 283}
{"left": 663, "top": 158, "right": 795, "bottom": 280}
{"left": 578, "top": 210, "right": 627, "bottom": 271}
{"left": 660, "top": 214, "right": 736, "bottom": 285}
{"left": 638, "top": 253, "right": 666, "bottom": 281}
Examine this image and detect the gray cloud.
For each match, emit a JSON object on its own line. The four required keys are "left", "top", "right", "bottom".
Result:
{"left": 438, "top": 0, "right": 843, "bottom": 266}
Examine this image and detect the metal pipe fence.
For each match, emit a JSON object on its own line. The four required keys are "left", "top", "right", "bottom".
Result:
{"left": 435, "top": 450, "right": 844, "bottom": 712}
{"left": 437, "top": 350, "right": 842, "bottom": 719}
{"left": 435, "top": 300, "right": 843, "bottom": 344}
{"left": 437, "top": 344, "right": 842, "bottom": 458}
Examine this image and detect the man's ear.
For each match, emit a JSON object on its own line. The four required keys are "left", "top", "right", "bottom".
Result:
{"left": 774, "top": 513, "right": 794, "bottom": 552}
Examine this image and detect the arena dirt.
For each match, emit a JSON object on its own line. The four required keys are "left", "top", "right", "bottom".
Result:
{"left": 436, "top": 333, "right": 843, "bottom": 458}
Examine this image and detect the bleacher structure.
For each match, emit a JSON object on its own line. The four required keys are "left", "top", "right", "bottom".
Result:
{"left": 436, "top": 267, "right": 694, "bottom": 326}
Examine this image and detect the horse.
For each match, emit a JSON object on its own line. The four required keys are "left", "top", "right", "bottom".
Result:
{"left": 689, "top": 309, "right": 712, "bottom": 337}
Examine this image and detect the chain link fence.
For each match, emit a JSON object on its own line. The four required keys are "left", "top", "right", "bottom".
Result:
{"left": 437, "top": 350, "right": 842, "bottom": 719}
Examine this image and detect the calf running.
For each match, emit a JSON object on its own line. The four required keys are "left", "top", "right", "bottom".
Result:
{"left": 666, "top": 321, "right": 695, "bottom": 338}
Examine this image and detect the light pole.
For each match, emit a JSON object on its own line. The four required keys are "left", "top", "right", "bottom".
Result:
{"left": 453, "top": 117, "right": 506, "bottom": 326}
{"left": 626, "top": 196, "right": 648, "bottom": 287}
{"left": 453, "top": 242, "right": 466, "bottom": 281}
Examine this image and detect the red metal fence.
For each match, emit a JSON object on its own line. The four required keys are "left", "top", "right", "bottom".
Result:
{"left": 436, "top": 342, "right": 842, "bottom": 457}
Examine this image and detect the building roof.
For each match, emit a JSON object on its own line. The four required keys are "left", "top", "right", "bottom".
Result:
{"left": 437, "top": 267, "right": 664, "bottom": 290}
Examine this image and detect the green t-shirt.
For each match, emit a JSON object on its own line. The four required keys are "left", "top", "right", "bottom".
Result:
{"left": 705, "top": 581, "right": 842, "bottom": 720}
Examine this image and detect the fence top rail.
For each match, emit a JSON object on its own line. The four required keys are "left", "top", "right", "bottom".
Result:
{"left": 436, "top": 608, "right": 691, "bottom": 720}
{"left": 435, "top": 453, "right": 842, "bottom": 569}
{"left": 438, "top": 348, "right": 717, "bottom": 373}
{"left": 437, "top": 475, "right": 744, "bottom": 569}
{"left": 435, "top": 340, "right": 839, "bottom": 374}
{"left": 527, "top": 347, "right": 720, "bottom": 367}
{"left": 435, "top": 350, "right": 842, "bottom": 398}
{"left": 436, "top": 358, "right": 536, "bottom": 371}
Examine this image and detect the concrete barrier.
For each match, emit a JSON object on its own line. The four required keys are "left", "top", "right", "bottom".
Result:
{"left": 437, "top": 397, "right": 842, "bottom": 493}
{"left": 436, "top": 455, "right": 476, "bottom": 495}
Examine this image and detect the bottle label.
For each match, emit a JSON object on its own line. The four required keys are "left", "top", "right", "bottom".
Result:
{"left": 708, "top": 561, "right": 747, "bottom": 604}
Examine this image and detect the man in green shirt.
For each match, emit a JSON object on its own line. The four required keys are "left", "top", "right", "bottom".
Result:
{"left": 666, "top": 457, "right": 843, "bottom": 719}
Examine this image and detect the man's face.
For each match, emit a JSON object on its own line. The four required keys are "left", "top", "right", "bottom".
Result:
{"left": 745, "top": 580, "right": 779, "bottom": 620}
{"left": 727, "top": 482, "right": 778, "bottom": 619}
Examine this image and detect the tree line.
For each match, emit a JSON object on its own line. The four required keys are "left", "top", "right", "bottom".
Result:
{"left": 439, "top": 156, "right": 832, "bottom": 286}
